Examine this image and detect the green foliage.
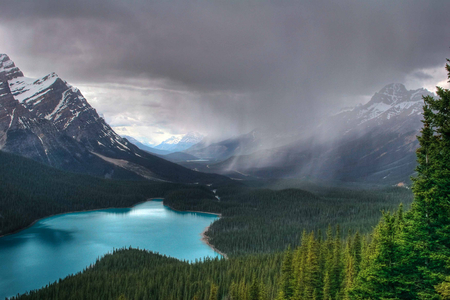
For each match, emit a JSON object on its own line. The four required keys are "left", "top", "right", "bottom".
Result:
{"left": 278, "top": 229, "right": 364, "bottom": 300}
{"left": 0, "top": 150, "right": 198, "bottom": 236}
{"left": 401, "top": 59, "right": 450, "bottom": 299}
{"left": 166, "top": 184, "right": 413, "bottom": 256}
{"left": 350, "top": 210, "right": 407, "bottom": 299}
{"left": 350, "top": 60, "right": 450, "bottom": 299}
{"left": 278, "top": 247, "right": 294, "bottom": 300}
{"left": 13, "top": 248, "right": 283, "bottom": 300}
{"left": 436, "top": 279, "right": 450, "bottom": 299}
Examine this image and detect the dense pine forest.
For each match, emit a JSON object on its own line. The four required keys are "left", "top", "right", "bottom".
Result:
{"left": 165, "top": 184, "right": 413, "bottom": 256}
{"left": 0, "top": 151, "right": 201, "bottom": 236}
{"left": 12, "top": 248, "right": 283, "bottom": 300}
{"left": 7, "top": 62, "right": 450, "bottom": 299}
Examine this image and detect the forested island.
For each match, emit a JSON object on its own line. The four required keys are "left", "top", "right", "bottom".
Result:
{"left": 3, "top": 61, "right": 450, "bottom": 299}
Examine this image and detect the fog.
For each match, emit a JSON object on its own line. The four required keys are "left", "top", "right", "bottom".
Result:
{"left": 0, "top": 0, "right": 449, "bottom": 144}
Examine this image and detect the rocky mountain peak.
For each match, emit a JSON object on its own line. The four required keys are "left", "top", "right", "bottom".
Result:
{"left": 180, "top": 131, "right": 204, "bottom": 143}
{"left": 367, "top": 83, "right": 408, "bottom": 106}
{"left": 0, "top": 54, "right": 24, "bottom": 82}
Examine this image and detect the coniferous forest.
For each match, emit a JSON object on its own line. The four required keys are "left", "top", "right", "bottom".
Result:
{"left": 7, "top": 61, "right": 450, "bottom": 299}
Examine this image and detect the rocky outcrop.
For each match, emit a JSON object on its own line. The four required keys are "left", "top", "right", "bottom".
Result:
{"left": 0, "top": 54, "right": 226, "bottom": 183}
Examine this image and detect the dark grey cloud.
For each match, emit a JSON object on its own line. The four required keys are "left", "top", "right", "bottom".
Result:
{"left": 1, "top": 0, "right": 449, "bottom": 139}
{"left": 412, "top": 71, "right": 434, "bottom": 80}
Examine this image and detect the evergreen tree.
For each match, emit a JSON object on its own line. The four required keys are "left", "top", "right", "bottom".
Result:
{"left": 351, "top": 60, "right": 450, "bottom": 299}
{"left": 278, "top": 247, "right": 295, "bottom": 300}
{"left": 401, "top": 59, "right": 450, "bottom": 299}
{"left": 436, "top": 279, "right": 450, "bottom": 300}
{"left": 351, "top": 232, "right": 362, "bottom": 274}
{"left": 342, "top": 239, "right": 356, "bottom": 300}
{"left": 209, "top": 283, "right": 219, "bottom": 300}
{"left": 322, "top": 271, "right": 331, "bottom": 300}
{"left": 229, "top": 281, "right": 239, "bottom": 300}
{"left": 330, "top": 226, "right": 343, "bottom": 299}
{"left": 304, "top": 232, "right": 322, "bottom": 299}
{"left": 350, "top": 211, "right": 407, "bottom": 299}
{"left": 249, "top": 277, "right": 260, "bottom": 300}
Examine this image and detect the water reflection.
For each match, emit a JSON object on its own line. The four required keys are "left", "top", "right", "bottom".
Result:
{"left": 0, "top": 201, "right": 220, "bottom": 299}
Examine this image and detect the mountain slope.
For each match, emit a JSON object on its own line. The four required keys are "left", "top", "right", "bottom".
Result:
{"left": 0, "top": 54, "right": 227, "bottom": 184}
{"left": 204, "top": 83, "right": 433, "bottom": 184}
{"left": 122, "top": 135, "right": 170, "bottom": 155}
{"left": 183, "top": 129, "right": 297, "bottom": 161}
{"left": 155, "top": 132, "right": 204, "bottom": 153}
{"left": 0, "top": 150, "right": 181, "bottom": 235}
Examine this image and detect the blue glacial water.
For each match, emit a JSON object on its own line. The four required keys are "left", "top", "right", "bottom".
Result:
{"left": 0, "top": 200, "right": 220, "bottom": 298}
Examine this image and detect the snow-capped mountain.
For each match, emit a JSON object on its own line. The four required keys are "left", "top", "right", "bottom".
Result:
{"left": 154, "top": 132, "right": 204, "bottom": 153}
{"left": 122, "top": 135, "right": 170, "bottom": 155}
{"left": 328, "top": 83, "right": 433, "bottom": 135}
{"left": 200, "top": 83, "right": 433, "bottom": 184}
{"left": 0, "top": 54, "right": 225, "bottom": 183}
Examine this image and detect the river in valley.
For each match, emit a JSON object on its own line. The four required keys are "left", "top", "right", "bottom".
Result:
{"left": 0, "top": 200, "right": 220, "bottom": 299}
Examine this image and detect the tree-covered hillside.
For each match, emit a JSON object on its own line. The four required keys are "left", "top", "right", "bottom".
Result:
{"left": 165, "top": 183, "right": 413, "bottom": 256}
{"left": 0, "top": 150, "right": 202, "bottom": 236}
{"left": 13, "top": 248, "right": 283, "bottom": 300}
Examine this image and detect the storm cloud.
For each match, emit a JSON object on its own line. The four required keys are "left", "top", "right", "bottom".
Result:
{"left": 1, "top": 0, "right": 449, "bottom": 143}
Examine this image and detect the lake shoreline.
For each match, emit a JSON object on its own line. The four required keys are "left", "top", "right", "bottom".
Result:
{"left": 0, "top": 198, "right": 162, "bottom": 239}
{"left": 200, "top": 225, "right": 228, "bottom": 259}
{"left": 156, "top": 201, "right": 226, "bottom": 258}
{"left": 1, "top": 198, "right": 227, "bottom": 259}
{"left": 161, "top": 203, "right": 222, "bottom": 218}
{"left": 0, "top": 198, "right": 224, "bottom": 299}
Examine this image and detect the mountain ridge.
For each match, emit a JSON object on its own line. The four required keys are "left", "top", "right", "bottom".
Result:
{"left": 154, "top": 131, "right": 204, "bottom": 153}
{"left": 0, "top": 54, "right": 227, "bottom": 184}
{"left": 184, "top": 83, "right": 433, "bottom": 184}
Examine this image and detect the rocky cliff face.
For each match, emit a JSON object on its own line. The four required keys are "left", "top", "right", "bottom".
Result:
{"left": 327, "top": 83, "right": 433, "bottom": 135}
{"left": 0, "top": 54, "right": 225, "bottom": 183}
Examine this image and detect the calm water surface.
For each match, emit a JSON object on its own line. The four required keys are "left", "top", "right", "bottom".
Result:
{"left": 0, "top": 200, "right": 220, "bottom": 299}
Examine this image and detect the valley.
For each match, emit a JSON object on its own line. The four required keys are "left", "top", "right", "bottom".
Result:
{"left": 0, "top": 5, "right": 448, "bottom": 297}
{"left": 0, "top": 55, "right": 436, "bottom": 299}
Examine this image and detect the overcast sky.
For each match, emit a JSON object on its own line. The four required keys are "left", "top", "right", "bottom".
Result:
{"left": 1, "top": 0, "right": 449, "bottom": 145}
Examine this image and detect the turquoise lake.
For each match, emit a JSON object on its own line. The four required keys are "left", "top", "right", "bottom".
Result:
{"left": 0, "top": 200, "right": 220, "bottom": 299}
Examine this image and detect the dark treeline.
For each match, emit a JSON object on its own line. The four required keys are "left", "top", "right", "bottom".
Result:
{"left": 165, "top": 183, "right": 413, "bottom": 256}
{"left": 13, "top": 248, "right": 284, "bottom": 300}
{"left": 0, "top": 150, "right": 203, "bottom": 236}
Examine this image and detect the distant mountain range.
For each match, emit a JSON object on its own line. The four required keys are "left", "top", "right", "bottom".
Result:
{"left": 1, "top": 52, "right": 433, "bottom": 185}
{"left": 122, "top": 135, "right": 199, "bottom": 162}
{"left": 181, "top": 83, "right": 433, "bottom": 185}
{"left": 0, "top": 54, "right": 226, "bottom": 184}
{"left": 154, "top": 132, "right": 204, "bottom": 153}
{"left": 121, "top": 135, "right": 170, "bottom": 155}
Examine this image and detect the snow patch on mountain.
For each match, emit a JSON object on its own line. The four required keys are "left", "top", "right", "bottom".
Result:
{"left": 0, "top": 54, "right": 24, "bottom": 81}
{"left": 161, "top": 136, "right": 182, "bottom": 146}
{"left": 335, "top": 83, "right": 433, "bottom": 127}
{"left": 9, "top": 74, "right": 60, "bottom": 104}
{"left": 154, "top": 132, "right": 204, "bottom": 152}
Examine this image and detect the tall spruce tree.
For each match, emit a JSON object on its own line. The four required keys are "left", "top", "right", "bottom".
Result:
{"left": 304, "top": 232, "right": 322, "bottom": 299}
{"left": 330, "top": 226, "right": 343, "bottom": 299}
{"left": 279, "top": 246, "right": 295, "bottom": 300}
{"left": 401, "top": 59, "right": 450, "bottom": 299}
{"left": 350, "top": 211, "right": 406, "bottom": 299}
{"left": 351, "top": 59, "right": 450, "bottom": 300}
